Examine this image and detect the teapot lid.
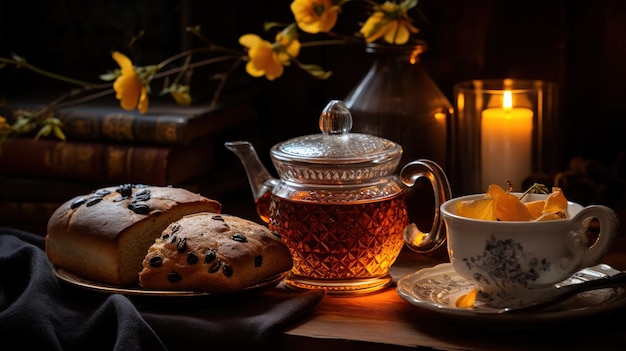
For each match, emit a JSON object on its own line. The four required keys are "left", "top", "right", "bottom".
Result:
{"left": 270, "top": 100, "right": 402, "bottom": 184}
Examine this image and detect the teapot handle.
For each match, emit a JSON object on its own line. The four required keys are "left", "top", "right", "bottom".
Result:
{"left": 399, "top": 159, "right": 452, "bottom": 253}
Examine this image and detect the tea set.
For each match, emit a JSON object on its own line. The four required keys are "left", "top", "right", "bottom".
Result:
{"left": 226, "top": 100, "right": 623, "bottom": 318}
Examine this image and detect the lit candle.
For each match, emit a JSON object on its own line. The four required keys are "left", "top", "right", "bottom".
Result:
{"left": 481, "top": 90, "right": 533, "bottom": 191}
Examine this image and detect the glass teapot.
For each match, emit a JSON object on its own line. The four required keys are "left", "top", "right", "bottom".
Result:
{"left": 225, "top": 100, "right": 451, "bottom": 294}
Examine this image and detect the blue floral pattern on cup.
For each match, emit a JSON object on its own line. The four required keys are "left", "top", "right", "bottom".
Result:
{"left": 462, "top": 235, "right": 552, "bottom": 291}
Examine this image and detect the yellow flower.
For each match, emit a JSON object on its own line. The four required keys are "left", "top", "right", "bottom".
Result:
{"left": 275, "top": 28, "right": 301, "bottom": 63}
{"left": 112, "top": 51, "right": 149, "bottom": 114}
{"left": 360, "top": 1, "right": 419, "bottom": 45}
{"left": 290, "top": 0, "right": 340, "bottom": 34}
{"left": 239, "top": 28, "right": 301, "bottom": 81}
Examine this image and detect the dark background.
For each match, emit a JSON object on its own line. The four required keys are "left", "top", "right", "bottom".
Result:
{"left": 2, "top": 0, "right": 626, "bottom": 209}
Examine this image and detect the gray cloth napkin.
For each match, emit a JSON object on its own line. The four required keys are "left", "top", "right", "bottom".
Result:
{"left": 0, "top": 227, "right": 324, "bottom": 350}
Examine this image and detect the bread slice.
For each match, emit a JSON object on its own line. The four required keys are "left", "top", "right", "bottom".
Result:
{"left": 46, "top": 184, "right": 221, "bottom": 286}
{"left": 139, "top": 212, "right": 293, "bottom": 294}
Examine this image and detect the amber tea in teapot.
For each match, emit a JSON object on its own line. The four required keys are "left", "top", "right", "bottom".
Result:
{"left": 269, "top": 191, "right": 408, "bottom": 290}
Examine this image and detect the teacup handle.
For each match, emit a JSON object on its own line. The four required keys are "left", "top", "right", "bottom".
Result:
{"left": 399, "top": 159, "right": 452, "bottom": 253}
{"left": 568, "top": 205, "right": 618, "bottom": 269}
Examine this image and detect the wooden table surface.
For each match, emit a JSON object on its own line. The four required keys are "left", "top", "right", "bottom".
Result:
{"left": 269, "top": 236, "right": 626, "bottom": 351}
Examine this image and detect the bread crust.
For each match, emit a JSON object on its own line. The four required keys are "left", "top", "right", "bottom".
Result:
{"left": 139, "top": 212, "right": 293, "bottom": 294}
{"left": 46, "top": 184, "right": 221, "bottom": 286}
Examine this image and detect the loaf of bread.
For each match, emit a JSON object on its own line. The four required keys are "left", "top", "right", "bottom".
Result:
{"left": 46, "top": 184, "right": 222, "bottom": 287}
{"left": 139, "top": 212, "right": 293, "bottom": 294}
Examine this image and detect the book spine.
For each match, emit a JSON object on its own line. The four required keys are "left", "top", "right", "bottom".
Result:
{"left": 0, "top": 138, "right": 206, "bottom": 186}
{"left": 56, "top": 109, "right": 188, "bottom": 145}
{"left": 9, "top": 90, "right": 258, "bottom": 146}
{"left": 47, "top": 91, "right": 256, "bottom": 145}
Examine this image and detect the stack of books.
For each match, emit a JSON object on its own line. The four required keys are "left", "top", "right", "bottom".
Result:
{"left": 0, "top": 91, "right": 261, "bottom": 233}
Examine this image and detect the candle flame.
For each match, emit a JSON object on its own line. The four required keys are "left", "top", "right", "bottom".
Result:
{"left": 503, "top": 90, "right": 513, "bottom": 110}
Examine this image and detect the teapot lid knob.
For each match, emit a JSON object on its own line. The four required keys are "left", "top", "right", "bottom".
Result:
{"left": 319, "top": 100, "right": 352, "bottom": 135}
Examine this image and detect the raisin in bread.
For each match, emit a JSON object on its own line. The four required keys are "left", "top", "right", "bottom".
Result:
{"left": 46, "top": 184, "right": 222, "bottom": 287}
{"left": 139, "top": 212, "right": 293, "bottom": 294}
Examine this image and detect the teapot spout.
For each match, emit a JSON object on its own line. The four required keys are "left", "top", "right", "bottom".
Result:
{"left": 224, "top": 141, "right": 278, "bottom": 221}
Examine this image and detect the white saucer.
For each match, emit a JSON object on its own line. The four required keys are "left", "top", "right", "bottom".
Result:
{"left": 396, "top": 263, "right": 626, "bottom": 327}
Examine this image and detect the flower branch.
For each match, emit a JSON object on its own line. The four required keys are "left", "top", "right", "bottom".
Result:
{"left": 0, "top": 55, "right": 95, "bottom": 88}
{"left": 0, "top": 0, "right": 424, "bottom": 154}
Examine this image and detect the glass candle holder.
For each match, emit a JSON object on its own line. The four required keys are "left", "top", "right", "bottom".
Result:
{"left": 452, "top": 79, "right": 559, "bottom": 195}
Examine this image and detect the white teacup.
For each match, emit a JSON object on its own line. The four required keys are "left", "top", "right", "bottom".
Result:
{"left": 440, "top": 193, "right": 618, "bottom": 308}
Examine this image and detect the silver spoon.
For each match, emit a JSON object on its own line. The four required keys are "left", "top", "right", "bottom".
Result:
{"left": 467, "top": 265, "right": 626, "bottom": 314}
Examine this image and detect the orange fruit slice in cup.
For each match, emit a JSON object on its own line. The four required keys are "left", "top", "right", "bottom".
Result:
{"left": 456, "top": 184, "right": 569, "bottom": 222}
{"left": 487, "top": 184, "right": 534, "bottom": 221}
{"left": 456, "top": 197, "right": 495, "bottom": 220}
